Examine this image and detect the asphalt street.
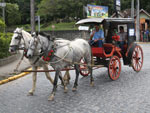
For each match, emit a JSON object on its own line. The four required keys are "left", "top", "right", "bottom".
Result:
{"left": 0, "top": 43, "right": 150, "bottom": 113}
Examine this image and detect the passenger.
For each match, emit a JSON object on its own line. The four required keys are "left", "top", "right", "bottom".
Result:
{"left": 118, "top": 26, "right": 127, "bottom": 50}
{"left": 89, "top": 24, "right": 104, "bottom": 47}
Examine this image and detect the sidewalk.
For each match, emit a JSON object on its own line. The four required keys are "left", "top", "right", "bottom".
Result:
{"left": 0, "top": 51, "right": 31, "bottom": 80}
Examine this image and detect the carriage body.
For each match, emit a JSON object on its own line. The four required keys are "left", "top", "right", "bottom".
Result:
{"left": 76, "top": 18, "right": 143, "bottom": 80}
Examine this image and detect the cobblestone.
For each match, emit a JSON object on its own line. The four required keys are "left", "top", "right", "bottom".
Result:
{"left": 0, "top": 43, "right": 150, "bottom": 113}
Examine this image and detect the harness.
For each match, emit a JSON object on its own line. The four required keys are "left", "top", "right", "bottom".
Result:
{"left": 42, "top": 50, "right": 54, "bottom": 61}
{"left": 23, "top": 49, "right": 28, "bottom": 58}
{"left": 39, "top": 41, "right": 72, "bottom": 64}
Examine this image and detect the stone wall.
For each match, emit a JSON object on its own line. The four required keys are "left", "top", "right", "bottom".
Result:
{"left": 0, "top": 54, "right": 20, "bottom": 67}
{"left": 0, "top": 30, "right": 90, "bottom": 67}
{"left": 44, "top": 30, "right": 90, "bottom": 40}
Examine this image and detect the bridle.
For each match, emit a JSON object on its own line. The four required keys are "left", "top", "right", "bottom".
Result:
{"left": 27, "top": 36, "right": 46, "bottom": 64}
{"left": 10, "top": 31, "right": 26, "bottom": 50}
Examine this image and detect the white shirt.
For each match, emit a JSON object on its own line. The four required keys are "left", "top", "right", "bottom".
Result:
{"left": 118, "top": 32, "right": 127, "bottom": 41}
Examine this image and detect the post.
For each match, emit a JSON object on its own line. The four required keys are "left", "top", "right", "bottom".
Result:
{"left": 114, "top": 0, "right": 121, "bottom": 18}
{"left": 131, "top": 0, "right": 134, "bottom": 18}
{"left": 30, "top": 0, "right": 35, "bottom": 33}
{"left": 38, "top": 16, "right": 40, "bottom": 32}
{"left": 136, "top": 0, "right": 140, "bottom": 41}
{"left": 2, "top": 1, "right": 5, "bottom": 22}
{"left": 0, "top": 0, "right": 6, "bottom": 33}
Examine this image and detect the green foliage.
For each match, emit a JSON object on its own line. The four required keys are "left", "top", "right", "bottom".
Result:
{"left": 0, "top": 33, "right": 12, "bottom": 59}
{"left": 15, "top": 22, "right": 77, "bottom": 31}
{"left": 0, "top": 19, "right": 5, "bottom": 32}
{"left": 37, "top": 0, "right": 117, "bottom": 22}
{"left": 1, "top": 0, "right": 150, "bottom": 26}
{"left": 6, "top": 3, "right": 21, "bottom": 26}
{"left": 16, "top": 0, "right": 30, "bottom": 24}
{"left": 140, "top": 0, "right": 150, "bottom": 12}
{"left": 41, "top": 22, "right": 77, "bottom": 31}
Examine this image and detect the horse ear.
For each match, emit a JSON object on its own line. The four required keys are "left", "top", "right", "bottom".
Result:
{"left": 47, "top": 35, "right": 51, "bottom": 41}
{"left": 36, "top": 32, "right": 39, "bottom": 36}
{"left": 50, "top": 36, "right": 55, "bottom": 41}
{"left": 31, "top": 32, "right": 38, "bottom": 38}
{"left": 20, "top": 27, "right": 23, "bottom": 31}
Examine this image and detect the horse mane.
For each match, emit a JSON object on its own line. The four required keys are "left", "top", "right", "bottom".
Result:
{"left": 39, "top": 32, "right": 51, "bottom": 40}
{"left": 22, "top": 30, "right": 32, "bottom": 39}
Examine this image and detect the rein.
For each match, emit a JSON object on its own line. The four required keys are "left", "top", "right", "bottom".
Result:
{"left": 13, "top": 31, "right": 28, "bottom": 71}
{"left": 49, "top": 45, "right": 72, "bottom": 64}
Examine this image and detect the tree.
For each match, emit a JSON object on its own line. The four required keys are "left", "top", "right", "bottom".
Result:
{"left": 5, "top": 3, "right": 21, "bottom": 26}
{"left": 37, "top": 0, "right": 83, "bottom": 22}
{"left": 30, "top": 0, "right": 35, "bottom": 33}
{"left": 0, "top": 19, "right": 5, "bottom": 32}
{"left": 16, "top": 0, "right": 30, "bottom": 24}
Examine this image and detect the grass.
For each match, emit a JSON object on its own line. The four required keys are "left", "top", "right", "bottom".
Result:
{"left": 42, "top": 22, "right": 78, "bottom": 31}
{"left": 10, "top": 22, "right": 78, "bottom": 31}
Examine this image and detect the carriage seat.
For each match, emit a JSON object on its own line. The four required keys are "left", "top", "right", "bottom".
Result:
{"left": 92, "top": 43, "right": 115, "bottom": 58}
{"left": 103, "top": 43, "right": 114, "bottom": 54}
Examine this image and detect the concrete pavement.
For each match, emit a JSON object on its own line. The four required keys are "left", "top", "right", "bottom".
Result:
{"left": 0, "top": 43, "right": 149, "bottom": 113}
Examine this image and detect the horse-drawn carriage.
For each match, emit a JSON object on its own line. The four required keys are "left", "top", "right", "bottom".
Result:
{"left": 9, "top": 17, "right": 143, "bottom": 100}
{"left": 77, "top": 17, "right": 143, "bottom": 80}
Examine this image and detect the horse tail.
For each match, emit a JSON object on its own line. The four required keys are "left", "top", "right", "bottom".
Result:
{"left": 84, "top": 43, "right": 92, "bottom": 66}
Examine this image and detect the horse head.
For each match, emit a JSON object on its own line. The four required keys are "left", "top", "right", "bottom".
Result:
{"left": 9, "top": 28, "right": 24, "bottom": 53}
{"left": 26, "top": 33, "right": 55, "bottom": 59}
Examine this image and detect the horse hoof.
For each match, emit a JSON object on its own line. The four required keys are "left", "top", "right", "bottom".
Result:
{"left": 64, "top": 80, "right": 69, "bottom": 85}
{"left": 61, "top": 82, "right": 64, "bottom": 86}
{"left": 72, "top": 87, "right": 77, "bottom": 92}
{"left": 48, "top": 94, "right": 54, "bottom": 101}
{"left": 90, "top": 82, "right": 94, "bottom": 87}
{"left": 64, "top": 87, "right": 68, "bottom": 93}
{"left": 28, "top": 91, "right": 34, "bottom": 96}
{"left": 65, "top": 81, "right": 70, "bottom": 85}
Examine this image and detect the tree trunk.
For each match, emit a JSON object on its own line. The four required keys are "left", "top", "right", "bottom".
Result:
{"left": 30, "top": 0, "right": 35, "bottom": 33}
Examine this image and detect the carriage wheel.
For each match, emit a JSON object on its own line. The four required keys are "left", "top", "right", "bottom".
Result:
{"left": 131, "top": 45, "right": 143, "bottom": 72}
{"left": 79, "top": 57, "right": 90, "bottom": 77}
{"left": 108, "top": 55, "right": 121, "bottom": 80}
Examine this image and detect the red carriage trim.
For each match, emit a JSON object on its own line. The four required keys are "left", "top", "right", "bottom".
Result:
{"left": 24, "top": 49, "right": 27, "bottom": 57}
{"left": 42, "top": 50, "right": 54, "bottom": 61}
{"left": 112, "top": 35, "right": 120, "bottom": 41}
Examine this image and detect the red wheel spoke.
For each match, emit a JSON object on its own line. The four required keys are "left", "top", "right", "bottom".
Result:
{"left": 132, "top": 45, "right": 143, "bottom": 72}
{"left": 79, "top": 58, "right": 90, "bottom": 76}
{"left": 108, "top": 55, "right": 121, "bottom": 80}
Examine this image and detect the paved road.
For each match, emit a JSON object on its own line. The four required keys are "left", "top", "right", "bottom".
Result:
{"left": 0, "top": 44, "right": 150, "bottom": 113}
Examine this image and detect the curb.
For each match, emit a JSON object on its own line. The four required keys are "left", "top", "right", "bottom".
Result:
{"left": 136, "top": 42, "right": 150, "bottom": 44}
{"left": 0, "top": 68, "right": 32, "bottom": 85}
{"left": 0, "top": 53, "right": 20, "bottom": 67}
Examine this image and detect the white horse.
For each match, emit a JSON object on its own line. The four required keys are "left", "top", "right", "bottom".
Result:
{"left": 26, "top": 34, "right": 93, "bottom": 101}
{"left": 9, "top": 28, "right": 70, "bottom": 96}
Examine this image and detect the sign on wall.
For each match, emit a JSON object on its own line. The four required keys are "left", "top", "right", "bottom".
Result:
{"left": 0, "top": 3, "right": 6, "bottom": 7}
{"left": 87, "top": 4, "right": 108, "bottom": 18}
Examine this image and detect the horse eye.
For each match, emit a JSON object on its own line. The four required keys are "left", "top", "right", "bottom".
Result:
{"left": 15, "top": 37, "right": 19, "bottom": 39}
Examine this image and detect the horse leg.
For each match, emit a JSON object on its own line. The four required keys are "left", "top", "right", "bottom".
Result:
{"left": 86, "top": 56, "right": 94, "bottom": 86}
{"left": 42, "top": 64, "right": 54, "bottom": 84}
{"left": 88, "top": 65, "right": 94, "bottom": 86}
{"left": 28, "top": 66, "right": 38, "bottom": 95}
{"left": 58, "top": 72, "right": 65, "bottom": 86}
{"left": 59, "top": 72, "right": 68, "bottom": 93}
{"left": 72, "top": 64, "right": 80, "bottom": 91}
{"left": 63, "top": 70, "right": 70, "bottom": 85}
{"left": 48, "top": 70, "right": 59, "bottom": 101}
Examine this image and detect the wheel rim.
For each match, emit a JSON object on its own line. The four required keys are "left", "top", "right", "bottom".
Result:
{"left": 79, "top": 58, "right": 90, "bottom": 76}
{"left": 108, "top": 56, "right": 121, "bottom": 80}
{"left": 132, "top": 45, "right": 143, "bottom": 72}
